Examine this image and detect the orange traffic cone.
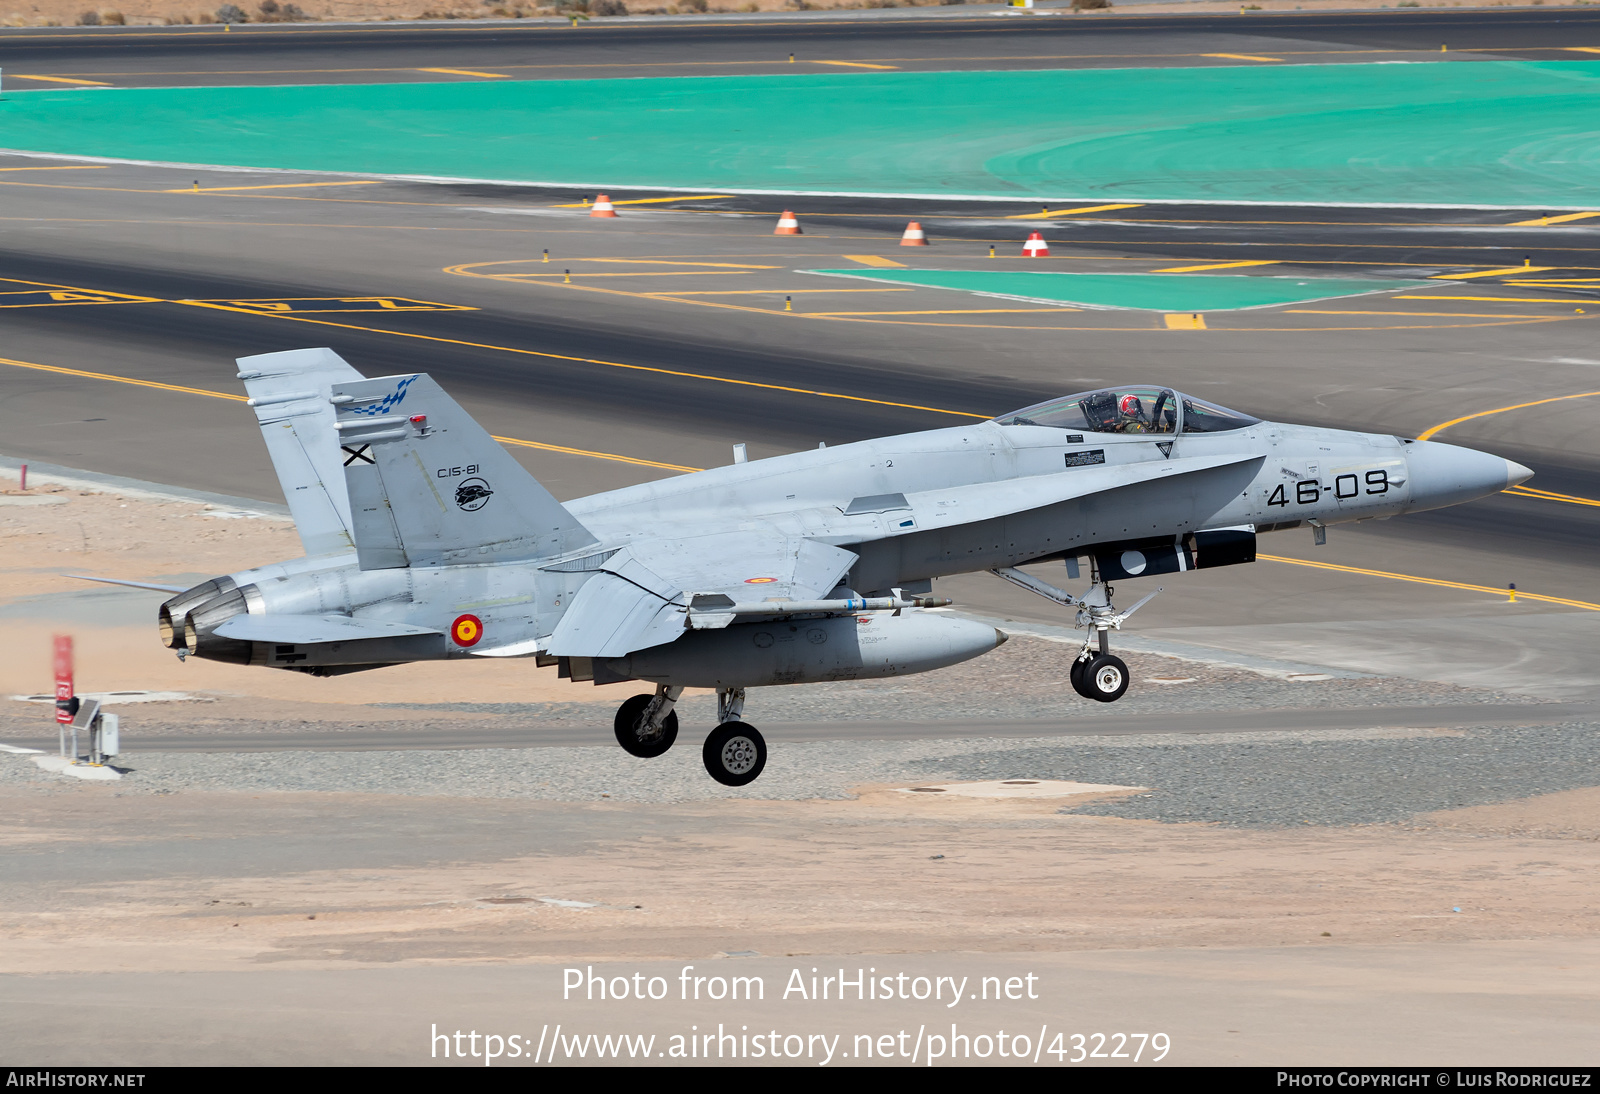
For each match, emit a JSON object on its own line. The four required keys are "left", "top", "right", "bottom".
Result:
{"left": 774, "top": 210, "right": 802, "bottom": 235}
{"left": 900, "top": 221, "right": 928, "bottom": 246}
{"left": 1022, "top": 231, "right": 1049, "bottom": 257}
{"left": 590, "top": 194, "right": 618, "bottom": 218}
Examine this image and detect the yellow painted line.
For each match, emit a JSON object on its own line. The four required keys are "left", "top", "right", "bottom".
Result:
{"left": 1286, "top": 310, "right": 1528, "bottom": 318}
{"left": 1259, "top": 554, "right": 1600, "bottom": 612}
{"left": 845, "top": 255, "right": 907, "bottom": 268}
{"left": 0, "top": 355, "right": 247, "bottom": 402}
{"left": 0, "top": 354, "right": 699, "bottom": 474}
{"left": 1164, "top": 313, "right": 1207, "bottom": 329}
{"left": 1503, "top": 279, "right": 1600, "bottom": 286}
{"left": 8, "top": 74, "right": 111, "bottom": 86}
{"left": 163, "top": 181, "right": 386, "bottom": 194}
{"left": 1418, "top": 390, "right": 1600, "bottom": 441}
{"left": 0, "top": 276, "right": 159, "bottom": 303}
{"left": 1203, "top": 53, "right": 1283, "bottom": 62}
{"left": 493, "top": 436, "right": 699, "bottom": 474}
{"left": 502, "top": 272, "right": 752, "bottom": 278}
{"left": 1505, "top": 486, "right": 1600, "bottom": 509}
{"left": 583, "top": 260, "right": 780, "bottom": 269}
{"left": 417, "top": 67, "right": 510, "bottom": 78}
{"left": 1564, "top": 47, "right": 1600, "bottom": 53}
{"left": 1434, "top": 266, "right": 1557, "bottom": 279}
{"left": 1394, "top": 295, "right": 1585, "bottom": 303}
{"left": 811, "top": 60, "right": 899, "bottom": 69}
{"left": 176, "top": 300, "right": 987, "bottom": 419}
{"left": 808, "top": 308, "right": 1081, "bottom": 317}
{"left": 0, "top": 165, "right": 108, "bottom": 172}
{"left": 1152, "top": 260, "right": 1278, "bottom": 273}
{"left": 550, "top": 195, "right": 732, "bottom": 208}
{"left": 646, "top": 289, "right": 912, "bottom": 296}
{"left": 1007, "top": 204, "right": 1143, "bottom": 220}
{"left": 1508, "top": 211, "right": 1600, "bottom": 227}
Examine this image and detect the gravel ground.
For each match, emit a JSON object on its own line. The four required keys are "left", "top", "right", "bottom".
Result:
{"left": 372, "top": 638, "right": 1526, "bottom": 728}
{"left": 6, "top": 720, "right": 1596, "bottom": 828}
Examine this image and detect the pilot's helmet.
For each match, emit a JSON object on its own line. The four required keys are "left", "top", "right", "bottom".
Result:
{"left": 1118, "top": 394, "right": 1144, "bottom": 418}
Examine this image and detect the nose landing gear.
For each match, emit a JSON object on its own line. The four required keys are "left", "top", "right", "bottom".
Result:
{"left": 991, "top": 562, "right": 1157, "bottom": 705}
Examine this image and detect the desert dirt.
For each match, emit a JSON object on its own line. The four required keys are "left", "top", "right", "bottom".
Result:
{"left": 3, "top": 781, "right": 1599, "bottom": 973}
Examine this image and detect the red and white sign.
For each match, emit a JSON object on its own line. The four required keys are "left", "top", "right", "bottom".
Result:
{"left": 53, "top": 634, "right": 74, "bottom": 724}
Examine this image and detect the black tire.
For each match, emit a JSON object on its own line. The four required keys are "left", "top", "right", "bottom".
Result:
{"left": 1069, "top": 652, "right": 1092, "bottom": 697}
{"left": 613, "top": 694, "right": 679, "bottom": 758}
{"left": 1082, "top": 654, "right": 1130, "bottom": 703}
{"left": 702, "top": 722, "right": 767, "bottom": 787}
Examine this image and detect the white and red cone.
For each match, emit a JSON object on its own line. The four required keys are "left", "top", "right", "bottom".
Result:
{"left": 774, "top": 210, "right": 802, "bottom": 235}
{"left": 1022, "top": 231, "right": 1049, "bottom": 257}
{"left": 900, "top": 221, "right": 928, "bottom": 246}
{"left": 589, "top": 194, "right": 618, "bottom": 218}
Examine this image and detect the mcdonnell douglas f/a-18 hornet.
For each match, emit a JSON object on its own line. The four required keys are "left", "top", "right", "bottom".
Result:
{"left": 123, "top": 350, "right": 1530, "bottom": 787}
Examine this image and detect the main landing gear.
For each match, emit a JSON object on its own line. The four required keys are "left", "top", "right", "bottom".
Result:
{"left": 990, "top": 563, "right": 1160, "bottom": 705}
{"left": 612, "top": 685, "right": 767, "bottom": 786}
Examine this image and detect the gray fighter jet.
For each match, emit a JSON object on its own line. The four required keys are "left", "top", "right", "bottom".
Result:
{"left": 132, "top": 350, "right": 1531, "bottom": 786}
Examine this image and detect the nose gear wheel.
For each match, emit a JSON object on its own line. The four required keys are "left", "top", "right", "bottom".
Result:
{"left": 613, "top": 691, "right": 680, "bottom": 758}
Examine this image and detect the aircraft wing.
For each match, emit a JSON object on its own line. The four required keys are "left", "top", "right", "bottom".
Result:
{"left": 544, "top": 531, "right": 858, "bottom": 658}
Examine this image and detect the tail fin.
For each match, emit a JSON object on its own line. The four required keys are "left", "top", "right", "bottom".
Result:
{"left": 331, "top": 373, "right": 598, "bottom": 570}
{"left": 237, "top": 348, "right": 365, "bottom": 557}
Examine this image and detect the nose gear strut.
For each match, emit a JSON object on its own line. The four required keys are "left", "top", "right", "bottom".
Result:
{"left": 988, "top": 561, "right": 1161, "bottom": 704}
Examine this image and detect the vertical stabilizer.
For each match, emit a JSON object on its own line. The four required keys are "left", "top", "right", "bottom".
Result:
{"left": 237, "top": 348, "right": 364, "bottom": 557}
{"left": 332, "top": 373, "right": 598, "bottom": 569}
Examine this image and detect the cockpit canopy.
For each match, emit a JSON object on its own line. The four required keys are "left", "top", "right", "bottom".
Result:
{"left": 992, "top": 387, "right": 1261, "bottom": 435}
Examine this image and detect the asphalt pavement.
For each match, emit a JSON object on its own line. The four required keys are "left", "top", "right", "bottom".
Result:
{"left": 3, "top": 8, "right": 1600, "bottom": 86}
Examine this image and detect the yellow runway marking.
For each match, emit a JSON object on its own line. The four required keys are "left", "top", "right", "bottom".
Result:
{"left": 1007, "top": 204, "right": 1143, "bottom": 220}
{"left": 164, "top": 180, "right": 386, "bottom": 194}
{"left": 0, "top": 165, "right": 108, "bottom": 172}
{"left": 550, "top": 195, "right": 732, "bottom": 207}
{"left": 1509, "top": 211, "right": 1600, "bottom": 227}
{"left": 1260, "top": 554, "right": 1600, "bottom": 612}
{"left": 1203, "top": 53, "right": 1283, "bottom": 62}
{"left": 1164, "top": 313, "right": 1207, "bottom": 329}
{"left": 583, "top": 259, "right": 780, "bottom": 268}
{"left": 188, "top": 296, "right": 476, "bottom": 313}
{"left": 1564, "top": 47, "right": 1600, "bottom": 53}
{"left": 0, "top": 354, "right": 698, "bottom": 474}
{"left": 646, "top": 289, "right": 912, "bottom": 296}
{"left": 810, "top": 60, "right": 898, "bottom": 69}
{"left": 500, "top": 272, "right": 753, "bottom": 279}
{"left": 1505, "top": 485, "right": 1600, "bottom": 509}
{"left": 0, "top": 289, "right": 154, "bottom": 308}
{"left": 1286, "top": 310, "right": 1532, "bottom": 318}
{"left": 177, "top": 300, "right": 987, "bottom": 419}
{"left": 8, "top": 74, "right": 111, "bottom": 85}
{"left": 1418, "top": 390, "right": 1600, "bottom": 441}
{"left": 1434, "top": 266, "right": 1558, "bottom": 280}
{"left": 845, "top": 255, "right": 907, "bottom": 268}
{"left": 1394, "top": 295, "right": 1584, "bottom": 303}
{"left": 0, "top": 355, "right": 247, "bottom": 402}
{"left": 808, "top": 308, "right": 1081, "bottom": 317}
{"left": 417, "top": 67, "right": 510, "bottom": 78}
{"left": 1152, "top": 260, "right": 1278, "bottom": 273}
{"left": 1504, "top": 279, "right": 1600, "bottom": 286}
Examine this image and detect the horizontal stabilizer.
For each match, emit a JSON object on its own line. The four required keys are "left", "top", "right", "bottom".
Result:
{"left": 212, "top": 615, "right": 442, "bottom": 645}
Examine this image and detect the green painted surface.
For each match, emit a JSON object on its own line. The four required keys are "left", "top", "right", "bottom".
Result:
{"left": 4, "top": 62, "right": 1600, "bottom": 205}
{"left": 807, "top": 270, "right": 1416, "bottom": 311}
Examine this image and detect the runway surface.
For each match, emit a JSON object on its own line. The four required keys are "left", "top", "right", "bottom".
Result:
{"left": 5, "top": 9, "right": 1600, "bottom": 87}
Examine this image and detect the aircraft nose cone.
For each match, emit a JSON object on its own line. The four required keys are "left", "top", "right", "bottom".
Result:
{"left": 1404, "top": 440, "right": 1528, "bottom": 514}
